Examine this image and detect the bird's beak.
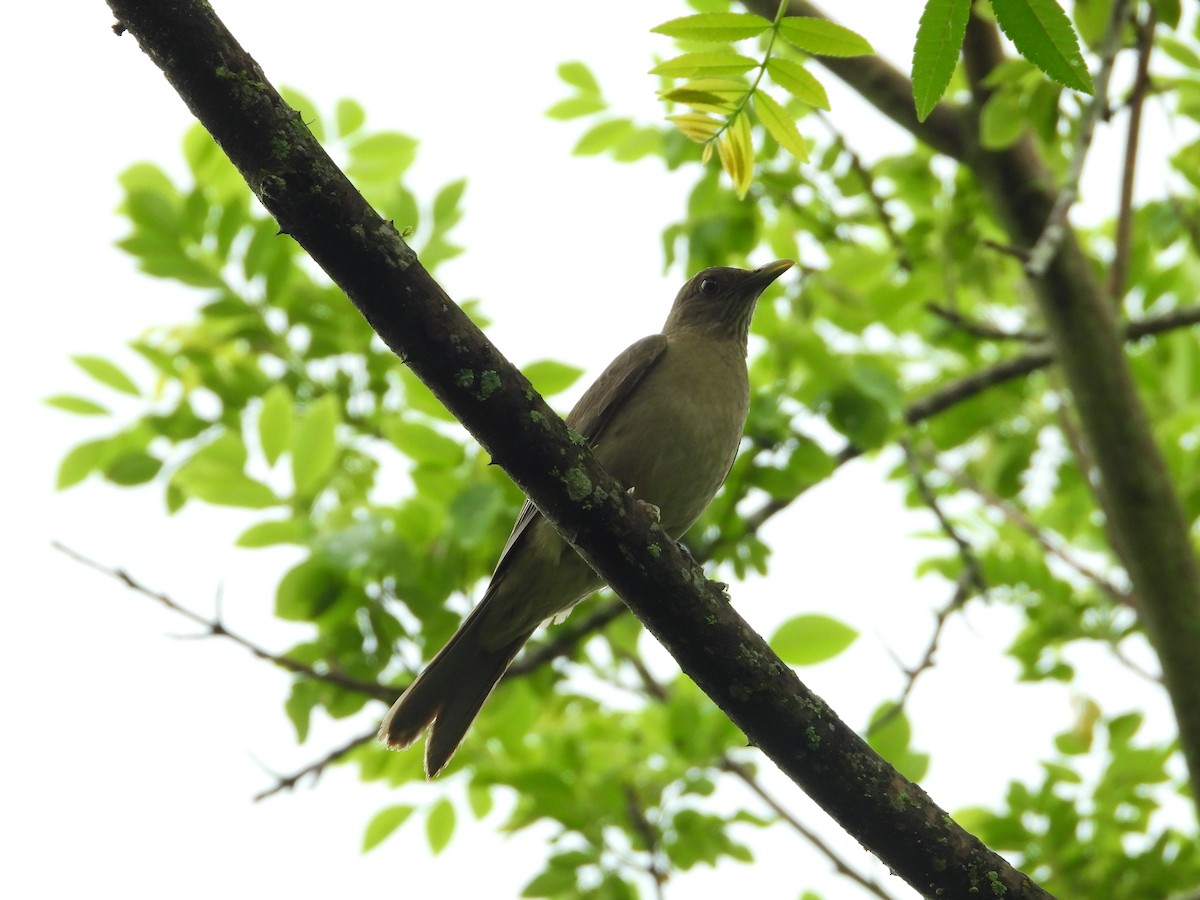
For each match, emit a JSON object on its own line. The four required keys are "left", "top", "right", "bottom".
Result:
{"left": 747, "top": 259, "right": 795, "bottom": 292}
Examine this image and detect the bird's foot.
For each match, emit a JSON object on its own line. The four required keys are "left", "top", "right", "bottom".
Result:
{"left": 627, "top": 487, "right": 661, "bottom": 523}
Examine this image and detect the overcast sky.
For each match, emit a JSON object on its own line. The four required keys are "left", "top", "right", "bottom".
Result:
{"left": 3, "top": 3, "right": 1182, "bottom": 898}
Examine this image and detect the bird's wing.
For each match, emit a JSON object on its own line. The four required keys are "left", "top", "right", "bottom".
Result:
{"left": 565, "top": 333, "right": 669, "bottom": 445}
{"left": 491, "top": 334, "right": 670, "bottom": 574}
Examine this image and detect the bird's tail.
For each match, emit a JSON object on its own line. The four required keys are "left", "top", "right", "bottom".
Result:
{"left": 378, "top": 615, "right": 532, "bottom": 777}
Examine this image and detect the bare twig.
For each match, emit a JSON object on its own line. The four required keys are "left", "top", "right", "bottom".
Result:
{"left": 1025, "top": 0, "right": 1136, "bottom": 276}
{"left": 926, "top": 303, "right": 1044, "bottom": 342}
{"left": 52, "top": 541, "right": 396, "bottom": 701}
{"left": 926, "top": 453, "right": 1135, "bottom": 608}
{"left": 724, "top": 304, "right": 1200, "bottom": 553}
{"left": 720, "top": 758, "right": 898, "bottom": 900}
{"left": 1109, "top": 10, "right": 1158, "bottom": 303}
{"left": 254, "top": 729, "right": 376, "bottom": 801}
{"left": 814, "top": 110, "right": 912, "bottom": 270}
{"left": 623, "top": 787, "right": 668, "bottom": 899}
{"left": 870, "top": 568, "right": 976, "bottom": 738}
{"left": 864, "top": 443, "right": 986, "bottom": 735}
{"left": 621, "top": 650, "right": 897, "bottom": 899}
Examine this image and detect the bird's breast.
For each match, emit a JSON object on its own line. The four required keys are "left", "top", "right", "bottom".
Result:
{"left": 594, "top": 337, "right": 749, "bottom": 537}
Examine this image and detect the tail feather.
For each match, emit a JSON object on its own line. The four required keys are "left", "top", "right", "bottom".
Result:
{"left": 379, "top": 624, "right": 532, "bottom": 777}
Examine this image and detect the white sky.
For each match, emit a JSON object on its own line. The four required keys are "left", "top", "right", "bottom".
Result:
{"left": 2, "top": 2, "right": 1183, "bottom": 898}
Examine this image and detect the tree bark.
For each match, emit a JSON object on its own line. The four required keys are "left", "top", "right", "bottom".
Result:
{"left": 102, "top": 0, "right": 1054, "bottom": 895}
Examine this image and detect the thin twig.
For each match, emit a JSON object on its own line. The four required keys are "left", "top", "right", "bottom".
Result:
{"left": 814, "top": 109, "right": 912, "bottom": 271}
{"left": 863, "top": 444, "right": 986, "bottom": 735}
{"left": 52, "top": 541, "right": 395, "bottom": 700}
{"left": 1109, "top": 9, "right": 1158, "bottom": 303}
{"left": 1025, "top": 0, "right": 1136, "bottom": 276}
{"left": 719, "top": 758, "right": 898, "bottom": 900}
{"left": 901, "top": 441, "right": 986, "bottom": 596}
{"left": 703, "top": 303, "right": 1200, "bottom": 563}
{"left": 926, "top": 452, "right": 1135, "bottom": 608}
{"left": 620, "top": 650, "right": 896, "bottom": 899}
{"left": 926, "top": 302, "right": 1044, "bottom": 342}
{"left": 253, "top": 729, "right": 376, "bottom": 801}
{"left": 623, "top": 786, "right": 668, "bottom": 899}
{"left": 870, "top": 569, "right": 976, "bottom": 738}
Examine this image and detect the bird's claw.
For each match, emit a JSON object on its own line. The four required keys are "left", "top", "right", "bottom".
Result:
{"left": 627, "top": 487, "right": 661, "bottom": 523}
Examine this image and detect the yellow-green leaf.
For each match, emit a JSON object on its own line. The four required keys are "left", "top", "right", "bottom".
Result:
{"left": 651, "top": 12, "right": 773, "bottom": 42}
{"left": 292, "top": 394, "right": 339, "bottom": 495}
{"left": 778, "top": 17, "right": 874, "bottom": 57}
{"left": 362, "top": 805, "right": 416, "bottom": 853}
{"left": 753, "top": 90, "right": 810, "bottom": 162}
{"left": 425, "top": 798, "right": 456, "bottom": 855}
{"left": 650, "top": 52, "right": 759, "bottom": 78}
{"left": 71, "top": 355, "right": 140, "bottom": 397}
{"left": 765, "top": 58, "right": 830, "bottom": 109}
{"left": 258, "top": 383, "right": 293, "bottom": 467}
{"left": 771, "top": 613, "right": 858, "bottom": 665}
{"left": 668, "top": 113, "right": 724, "bottom": 143}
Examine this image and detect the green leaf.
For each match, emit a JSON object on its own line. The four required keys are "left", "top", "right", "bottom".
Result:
{"left": 771, "top": 614, "right": 858, "bottom": 665}
{"left": 105, "top": 451, "right": 163, "bottom": 486}
{"left": 425, "top": 798, "right": 456, "bottom": 855}
{"left": 979, "top": 88, "right": 1027, "bottom": 149}
{"left": 524, "top": 359, "right": 584, "bottom": 396}
{"left": 280, "top": 87, "right": 324, "bottom": 142}
{"left": 45, "top": 394, "right": 110, "bottom": 416}
{"left": 258, "top": 383, "right": 293, "bottom": 467}
{"left": 433, "top": 179, "right": 467, "bottom": 232}
{"left": 777, "top": 17, "right": 874, "bottom": 57}
{"left": 467, "top": 783, "right": 494, "bottom": 820}
{"left": 235, "top": 517, "right": 308, "bottom": 548}
{"left": 990, "top": 0, "right": 1094, "bottom": 93}
{"left": 362, "top": 804, "right": 416, "bottom": 853}
{"left": 650, "top": 52, "right": 761, "bottom": 78}
{"left": 558, "top": 61, "right": 601, "bottom": 95}
{"left": 292, "top": 394, "right": 339, "bottom": 495}
{"left": 71, "top": 355, "right": 140, "bottom": 397}
{"left": 912, "top": 0, "right": 973, "bottom": 121}
{"left": 335, "top": 98, "right": 366, "bottom": 138}
{"left": 346, "top": 132, "right": 419, "bottom": 182}
{"left": 651, "top": 12, "right": 773, "bottom": 42}
{"left": 383, "top": 420, "right": 464, "bottom": 467}
{"left": 765, "top": 58, "right": 830, "bottom": 109}
{"left": 574, "top": 119, "right": 637, "bottom": 156}
{"left": 174, "top": 432, "right": 280, "bottom": 509}
{"left": 753, "top": 90, "right": 810, "bottom": 162}
{"left": 275, "top": 558, "right": 341, "bottom": 621}
{"left": 57, "top": 439, "right": 109, "bottom": 489}
{"left": 545, "top": 95, "right": 608, "bottom": 120}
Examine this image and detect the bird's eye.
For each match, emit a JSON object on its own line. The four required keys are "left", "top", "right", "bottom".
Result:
{"left": 699, "top": 277, "right": 719, "bottom": 296}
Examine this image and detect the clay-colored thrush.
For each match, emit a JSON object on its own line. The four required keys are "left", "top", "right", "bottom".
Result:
{"left": 380, "top": 260, "right": 794, "bottom": 775}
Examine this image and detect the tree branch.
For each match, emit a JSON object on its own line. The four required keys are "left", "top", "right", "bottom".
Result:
{"left": 962, "top": 10, "right": 1200, "bottom": 810}
{"left": 1109, "top": 9, "right": 1157, "bottom": 303}
{"left": 253, "top": 730, "right": 376, "bottom": 801}
{"left": 52, "top": 541, "right": 396, "bottom": 700}
{"left": 102, "top": 2, "right": 1052, "bottom": 894}
{"left": 739, "top": 0, "right": 973, "bottom": 161}
{"left": 1024, "top": 0, "right": 1135, "bottom": 277}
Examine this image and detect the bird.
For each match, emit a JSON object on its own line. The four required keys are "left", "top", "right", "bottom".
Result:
{"left": 379, "top": 259, "right": 795, "bottom": 776}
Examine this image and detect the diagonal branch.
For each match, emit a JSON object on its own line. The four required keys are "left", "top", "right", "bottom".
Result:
{"left": 103, "top": 2, "right": 1053, "bottom": 893}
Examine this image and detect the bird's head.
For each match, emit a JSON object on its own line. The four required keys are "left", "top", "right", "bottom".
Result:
{"left": 663, "top": 260, "right": 794, "bottom": 345}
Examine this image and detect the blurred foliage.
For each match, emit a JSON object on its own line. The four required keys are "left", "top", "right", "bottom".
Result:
{"left": 54, "top": 1, "right": 1200, "bottom": 897}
